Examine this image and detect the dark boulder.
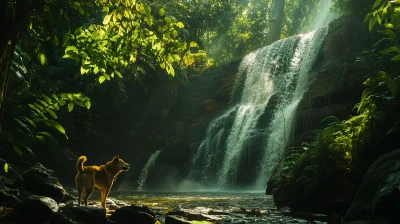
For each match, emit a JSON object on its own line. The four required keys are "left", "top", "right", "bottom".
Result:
{"left": 21, "top": 163, "right": 74, "bottom": 202}
{"left": 0, "top": 187, "right": 20, "bottom": 206}
{"left": 67, "top": 206, "right": 107, "bottom": 224}
{"left": 15, "top": 195, "right": 71, "bottom": 224}
{"left": 109, "top": 205, "right": 156, "bottom": 224}
{"left": 344, "top": 149, "right": 400, "bottom": 224}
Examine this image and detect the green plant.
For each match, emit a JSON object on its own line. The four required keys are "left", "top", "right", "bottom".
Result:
{"left": 0, "top": 92, "right": 91, "bottom": 156}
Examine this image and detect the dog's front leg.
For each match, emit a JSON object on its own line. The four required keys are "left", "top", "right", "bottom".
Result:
{"left": 101, "top": 187, "right": 111, "bottom": 208}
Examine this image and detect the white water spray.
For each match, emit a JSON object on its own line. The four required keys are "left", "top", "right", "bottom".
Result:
{"left": 137, "top": 150, "right": 161, "bottom": 190}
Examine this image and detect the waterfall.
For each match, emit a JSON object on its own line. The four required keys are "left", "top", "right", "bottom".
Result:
{"left": 189, "top": 26, "right": 328, "bottom": 189}
{"left": 137, "top": 150, "right": 161, "bottom": 191}
{"left": 255, "top": 27, "right": 329, "bottom": 188}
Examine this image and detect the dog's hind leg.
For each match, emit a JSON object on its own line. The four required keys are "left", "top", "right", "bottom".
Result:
{"left": 77, "top": 188, "right": 83, "bottom": 206}
{"left": 83, "top": 176, "right": 95, "bottom": 206}
{"left": 83, "top": 186, "right": 94, "bottom": 206}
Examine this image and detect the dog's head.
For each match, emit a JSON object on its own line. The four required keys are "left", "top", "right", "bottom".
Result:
{"left": 107, "top": 154, "right": 130, "bottom": 173}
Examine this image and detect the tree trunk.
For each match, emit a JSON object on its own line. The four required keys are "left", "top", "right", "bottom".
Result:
{"left": 268, "top": 0, "right": 285, "bottom": 44}
{"left": 0, "top": 0, "right": 28, "bottom": 130}
{"left": 0, "top": 39, "right": 17, "bottom": 130}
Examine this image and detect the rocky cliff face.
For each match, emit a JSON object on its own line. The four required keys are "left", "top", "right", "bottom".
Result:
{"left": 295, "top": 15, "right": 368, "bottom": 144}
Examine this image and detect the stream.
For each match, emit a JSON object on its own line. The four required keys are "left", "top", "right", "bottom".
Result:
{"left": 96, "top": 191, "right": 329, "bottom": 223}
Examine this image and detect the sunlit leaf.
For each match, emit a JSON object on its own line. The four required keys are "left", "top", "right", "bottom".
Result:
{"left": 85, "top": 100, "right": 91, "bottom": 109}
{"left": 103, "top": 14, "right": 112, "bottom": 25}
{"left": 172, "top": 30, "right": 178, "bottom": 38}
{"left": 39, "top": 53, "right": 46, "bottom": 65}
{"left": 172, "top": 54, "right": 180, "bottom": 61}
{"left": 369, "top": 16, "right": 377, "bottom": 31}
{"left": 372, "top": 0, "right": 383, "bottom": 10}
{"left": 45, "top": 108, "right": 58, "bottom": 119}
{"left": 4, "top": 163, "right": 9, "bottom": 173}
{"left": 99, "top": 75, "right": 106, "bottom": 84}
{"left": 190, "top": 41, "right": 198, "bottom": 47}
{"left": 33, "top": 119, "right": 68, "bottom": 139}
{"left": 159, "top": 8, "right": 165, "bottom": 16}
{"left": 68, "top": 102, "right": 74, "bottom": 112}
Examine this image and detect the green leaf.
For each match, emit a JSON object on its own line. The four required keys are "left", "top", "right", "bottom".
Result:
{"left": 24, "top": 117, "right": 36, "bottom": 127}
{"left": 172, "top": 30, "right": 178, "bottom": 38}
{"left": 53, "top": 36, "right": 59, "bottom": 46}
{"left": 115, "top": 70, "right": 123, "bottom": 78}
{"left": 172, "top": 54, "right": 180, "bottom": 61}
{"left": 369, "top": 16, "right": 377, "bottom": 31}
{"left": 33, "top": 119, "right": 68, "bottom": 139}
{"left": 372, "top": 0, "right": 383, "bottom": 10}
{"left": 52, "top": 94, "right": 59, "bottom": 101}
{"left": 39, "top": 53, "right": 46, "bottom": 65}
{"left": 45, "top": 108, "right": 58, "bottom": 119}
{"left": 94, "top": 66, "right": 99, "bottom": 74}
{"left": 364, "top": 13, "right": 372, "bottom": 23}
{"left": 384, "top": 23, "right": 395, "bottom": 29}
{"left": 38, "top": 99, "right": 49, "bottom": 107}
{"left": 103, "top": 14, "right": 112, "bottom": 25}
{"left": 43, "top": 95, "right": 53, "bottom": 104}
{"left": 159, "top": 8, "right": 165, "bottom": 16}
{"left": 391, "top": 55, "right": 400, "bottom": 61}
{"left": 190, "top": 41, "right": 198, "bottom": 47}
{"left": 85, "top": 100, "right": 91, "bottom": 109}
{"left": 36, "top": 132, "right": 58, "bottom": 143}
{"left": 68, "top": 102, "right": 75, "bottom": 112}
{"left": 59, "top": 99, "right": 66, "bottom": 106}
{"left": 29, "top": 104, "right": 41, "bottom": 113}
{"left": 4, "top": 163, "right": 8, "bottom": 173}
{"left": 380, "top": 29, "right": 397, "bottom": 40}
{"left": 99, "top": 75, "right": 106, "bottom": 84}
{"left": 380, "top": 46, "right": 400, "bottom": 54}
{"left": 65, "top": 45, "right": 78, "bottom": 53}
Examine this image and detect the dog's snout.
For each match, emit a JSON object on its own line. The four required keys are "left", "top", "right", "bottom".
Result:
{"left": 122, "top": 163, "right": 130, "bottom": 171}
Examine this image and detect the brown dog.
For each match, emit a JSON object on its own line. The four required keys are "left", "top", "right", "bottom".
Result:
{"left": 75, "top": 155, "right": 130, "bottom": 208}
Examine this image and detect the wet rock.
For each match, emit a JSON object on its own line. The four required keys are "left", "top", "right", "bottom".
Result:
{"left": 165, "top": 215, "right": 191, "bottom": 224}
{"left": 166, "top": 209, "right": 220, "bottom": 223}
{"left": 109, "top": 205, "right": 156, "bottom": 224}
{"left": 344, "top": 149, "right": 400, "bottom": 223}
{"left": 0, "top": 187, "right": 20, "bottom": 206}
{"left": 67, "top": 206, "right": 107, "bottom": 224}
{"left": 21, "top": 163, "right": 74, "bottom": 202}
{"left": 14, "top": 195, "right": 72, "bottom": 224}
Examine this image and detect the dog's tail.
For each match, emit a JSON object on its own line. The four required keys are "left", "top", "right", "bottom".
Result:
{"left": 76, "top": 156, "right": 87, "bottom": 173}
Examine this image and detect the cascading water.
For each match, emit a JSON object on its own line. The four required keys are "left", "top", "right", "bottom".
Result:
{"left": 255, "top": 28, "right": 329, "bottom": 188}
{"left": 189, "top": 26, "right": 328, "bottom": 189}
{"left": 137, "top": 150, "right": 161, "bottom": 190}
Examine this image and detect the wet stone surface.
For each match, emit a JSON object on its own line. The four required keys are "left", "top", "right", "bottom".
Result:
{"left": 63, "top": 190, "right": 328, "bottom": 223}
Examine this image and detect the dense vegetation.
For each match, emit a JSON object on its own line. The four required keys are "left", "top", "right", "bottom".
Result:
{"left": 269, "top": 0, "right": 400, "bottom": 216}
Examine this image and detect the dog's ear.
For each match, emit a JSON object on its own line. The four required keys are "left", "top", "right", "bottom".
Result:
{"left": 113, "top": 154, "right": 120, "bottom": 163}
